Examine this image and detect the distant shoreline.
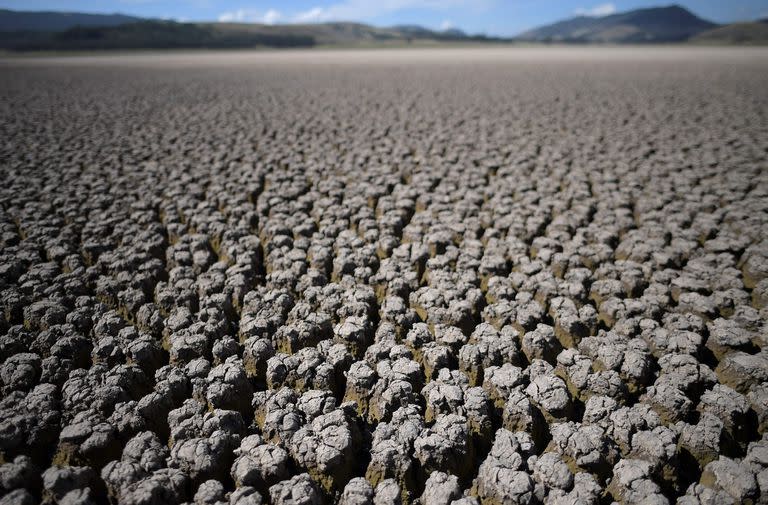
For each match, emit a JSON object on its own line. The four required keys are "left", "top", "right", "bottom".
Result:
{"left": 2, "top": 40, "right": 767, "bottom": 59}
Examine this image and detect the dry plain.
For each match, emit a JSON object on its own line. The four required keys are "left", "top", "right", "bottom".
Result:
{"left": 1, "top": 47, "right": 768, "bottom": 505}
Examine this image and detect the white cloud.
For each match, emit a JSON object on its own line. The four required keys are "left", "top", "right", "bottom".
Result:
{"left": 218, "top": 8, "right": 283, "bottom": 24}
{"left": 295, "top": 7, "right": 326, "bottom": 22}
{"left": 575, "top": 2, "right": 616, "bottom": 17}
{"left": 262, "top": 9, "right": 282, "bottom": 24}
{"left": 218, "top": 8, "right": 254, "bottom": 22}
{"left": 440, "top": 19, "right": 454, "bottom": 30}
{"left": 294, "top": 0, "right": 474, "bottom": 23}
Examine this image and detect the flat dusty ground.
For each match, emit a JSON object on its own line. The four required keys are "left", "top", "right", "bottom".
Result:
{"left": 1, "top": 47, "right": 768, "bottom": 505}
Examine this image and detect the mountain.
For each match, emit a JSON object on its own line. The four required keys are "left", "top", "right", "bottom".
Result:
{"left": 390, "top": 25, "right": 468, "bottom": 39}
{"left": 4, "top": 5, "right": 763, "bottom": 51}
{"left": 0, "top": 21, "right": 315, "bottom": 51}
{"left": 210, "top": 22, "right": 490, "bottom": 46}
{"left": 691, "top": 20, "right": 768, "bottom": 45}
{"left": 517, "top": 5, "right": 718, "bottom": 43}
{"left": 0, "top": 8, "right": 142, "bottom": 32}
{"left": 0, "top": 14, "right": 507, "bottom": 51}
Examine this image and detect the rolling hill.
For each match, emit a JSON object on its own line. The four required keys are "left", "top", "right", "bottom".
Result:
{"left": 1, "top": 5, "right": 765, "bottom": 51}
{"left": 0, "top": 21, "right": 317, "bottom": 51}
{"left": 0, "top": 13, "right": 505, "bottom": 51}
{"left": 691, "top": 20, "right": 768, "bottom": 45}
{"left": 0, "top": 8, "right": 142, "bottom": 32}
{"left": 516, "top": 5, "right": 718, "bottom": 43}
{"left": 203, "top": 21, "right": 484, "bottom": 46}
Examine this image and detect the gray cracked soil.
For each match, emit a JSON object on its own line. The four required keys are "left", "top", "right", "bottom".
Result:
{"left": 1, "top": 47, "right": 768, "bottom": 505}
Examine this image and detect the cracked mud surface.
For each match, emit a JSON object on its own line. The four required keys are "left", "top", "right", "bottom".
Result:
{"left": 1, "top": 47, "right": 767, "bottom": 504}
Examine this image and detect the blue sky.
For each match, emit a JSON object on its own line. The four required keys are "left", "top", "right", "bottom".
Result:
{"left": 1, "top": 0, "right": 766, "bottom": 36}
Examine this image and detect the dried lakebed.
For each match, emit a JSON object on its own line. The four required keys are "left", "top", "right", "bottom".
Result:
{"left": 1, "top": 47, "right": 767, "bottom": 505}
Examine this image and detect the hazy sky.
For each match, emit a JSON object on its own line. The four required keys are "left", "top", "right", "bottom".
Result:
{"left": 1, "top": 0, "right": 766, "bottom": 36}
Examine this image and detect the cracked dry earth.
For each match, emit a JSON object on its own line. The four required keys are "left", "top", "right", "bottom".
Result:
{"left": 0, "top": 47, "right": 767, "bottom": 505}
